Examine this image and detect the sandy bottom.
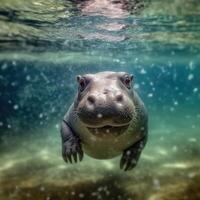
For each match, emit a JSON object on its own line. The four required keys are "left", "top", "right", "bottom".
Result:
{"left": 0, "top": 125, "right": 200, "bottom": 200}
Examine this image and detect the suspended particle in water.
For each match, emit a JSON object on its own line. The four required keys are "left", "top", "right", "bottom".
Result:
{"left": 13, "top": 104, "right": 19, "bottom": 110}
{"left": 117, "top": 195, "right": 122, "bottom": 199}
{"left": 139, "top": 143, "right": 144, "bottom": 150}
{"left": 97, "top": 113, "right": 103, "bottom": 118}
{"left": 26, "top": 193, "right": 31, "bottom": 197}
{"left": 153, "top": 178, "right": 160, "bottom": 189}
{"left": 126, "top": 150, "right": 131, "bottom": 155}
{"left": 79, "top": 193, "right": 84, "bottom": 198}
{"left": 193, "top": 88, "right": 198, "bottom": 93}
{"left": 188, "top": 61, "right": 195, "bottom": 70}
{"left": 140, "top": 126, "right": 145, "bottom": 131}
{"left": 188, "top": 74, "right": 194, "bottom": 80}
{"left": 141, "top": 81, "right": 146, "bottom": 85}
{"left": 12, "top": 61, "right": 17, "bottom": 66}
{"left": 1, "top": 63, "right": 7, "bottom": 70}
{"left": 40, "top": 186, "right": 45, "bottom": 192}
{"left": 71, "top": 191, "right": 75, "bottom": 196}
{"left": 120, "top": 61, "right": 126, "bottom": 65}
{"left": 98, "top": 187, "right": 103, "bottom": 192}
{"left": 134, "top": 58, "right": 138, "bottom": 63}
{"left": 173, "top": 101, "right": 178, "bottom": 106}
{"left": 105, "top": 190, "right": 110, "bottom": 196}
{"left": 97, "top": 193, "right": 103, "bottom": 200}
{"left": 175, "top": 86, "right": 179, "bottom": 91}
{"left": 188, "top": 172, "right": 196, "bottom": 178}
{"left": 11, "top": 82, "right": 18, "bottom": 86}
{"left": 51, "top": 107, "right": 55, "bottom": 113}
{"left": 161, "top": 66, "right": 166, "bottom": 73}
{"left": 39, "top": 113, "right": 43, "bottom": 118}
{"left": 170, "top": 107, "right": 175, "bottom": 112}
{"left": 147, "top": 93, "right": 153, "bottom": 98}
{"left": 0, "top": 122, "right": 3, "bottom": 126}
{"left": 185, "top": 96, "right": 190, "bottom": 101}
{"left": 171, "top": 51, "right": 175, "bottom": 55}
{"left": 185, "top": 115, "right": 191, "bottom": 119}
{"left": 150, "top": 82, "right": 154, "bottom": 86}
{"left": 7, "top": 124, "right": 11, "bottom": 129}
{"left": 140, "top": 68, "right": 146, "bottom": 74}
{"left": 91, "top": 192, "right": 97, "bottom": 197}
{"left": 55, "top": 124, "right": 59, "bottom": 129}
{"left": 179, "top": 92, "right": 183, "bottom": 96}
{"left": 188, "top": 138, "right": 197, "bottom": 142}
{"left": 191, "top": 125, "right": 196, "bottom": 129}
{"left": 134, "top": 84, "right": 139, "bottom": 89}
{"left": 26, "top": 75, "right": 31, "bottom": 81}
{"left": 168, "top": 61, "right": 172, "bottom": 67}
{"left": 172, "top": 146, "right": 178, "bottom": 152}
{"left": 114, "top": 59, "right": 120, "bottom": 63}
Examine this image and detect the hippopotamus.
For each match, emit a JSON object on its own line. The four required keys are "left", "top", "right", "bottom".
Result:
{"left": 60, "top": 71, "right": 148, "bottom": 171}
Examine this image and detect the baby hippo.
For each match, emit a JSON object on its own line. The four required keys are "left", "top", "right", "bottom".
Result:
{"left": 60, "top": 71, "right": 148, "bottom": 171}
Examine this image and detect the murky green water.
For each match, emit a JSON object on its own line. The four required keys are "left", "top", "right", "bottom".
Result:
{"left": 0, "top": 0, "right": 200, "bottom": 200}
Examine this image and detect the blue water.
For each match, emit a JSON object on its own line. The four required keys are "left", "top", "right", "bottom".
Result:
{"left": 0, "top": 0, "right": 200, "bottom": 199}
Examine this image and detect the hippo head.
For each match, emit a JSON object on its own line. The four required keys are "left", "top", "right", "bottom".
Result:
{"left": 74, "top": 71, "right": 136, "bottom": 136}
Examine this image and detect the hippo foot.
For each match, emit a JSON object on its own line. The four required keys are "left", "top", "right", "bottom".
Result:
{"left": 120, "top": 148, "right": 139, "bottom": 171}
{"left": 62, "top": 137, "right": 84, "bottom": 163}
{"left": 120, "top": 136, "right": 147, "bottom": 171}
{"left": 61, "top": 120, "right": 84, "bottom": 163}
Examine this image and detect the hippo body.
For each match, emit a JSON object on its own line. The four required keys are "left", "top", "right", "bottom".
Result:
{"left": 61, "top": 71, "right": 148, "bottom": 171}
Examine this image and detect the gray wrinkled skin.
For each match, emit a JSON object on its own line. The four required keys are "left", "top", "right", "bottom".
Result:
{"left": 60, "top": 71, "right": 148, "bottom": 171}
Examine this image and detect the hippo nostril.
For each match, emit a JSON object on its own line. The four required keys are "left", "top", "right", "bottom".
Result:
{"left": 116, "top": 93, "right": 123, "bottom": 102}
{"left": 87, "top": 95, "right": 96, "bottom": 104}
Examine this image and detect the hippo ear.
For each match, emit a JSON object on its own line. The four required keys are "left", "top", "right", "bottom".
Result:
{"left": 76, "top": 75, "right": 82, "bottom": 82}
{"left": 130, "top": 74, "right": 134, "bottom": 81}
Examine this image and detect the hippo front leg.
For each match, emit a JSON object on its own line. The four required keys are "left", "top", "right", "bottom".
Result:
{"left": 60, "top": 120, "right": 84, "bottom": 163}
{"left": 120, "top": 134, "right": 147, "bottom": 171}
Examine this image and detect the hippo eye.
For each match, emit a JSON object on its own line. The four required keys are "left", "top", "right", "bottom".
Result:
{"left": 122, "top": 74, "right": 133, "bottom": 89}
{"left": 77, "top": 75, "right": 88, "bottom": 92}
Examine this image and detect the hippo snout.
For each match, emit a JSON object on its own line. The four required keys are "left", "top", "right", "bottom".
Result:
{"left": 87, "top": 91, "right": 124, "bottom": 105}
{"left": 77, "top": 92, "right": 134, "bottom": 127}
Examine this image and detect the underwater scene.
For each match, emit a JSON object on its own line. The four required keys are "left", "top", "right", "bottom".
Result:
{"left": 0, "top": 0, "right": 200, "bottom": 199}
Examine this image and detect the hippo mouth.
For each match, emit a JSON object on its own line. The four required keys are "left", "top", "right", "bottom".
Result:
{"left": 87, "top": 124, "right": 129, "bottom": 137}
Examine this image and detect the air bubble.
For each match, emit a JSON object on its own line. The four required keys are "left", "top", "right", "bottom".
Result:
{"left": 13, "top": 104, "right": 19, "bottom": 110}
{"left": 174, "top": 101, "right": 178, "bottom": 106}
{"left": 148, "top": 93, "right": 153, "bottom": 98}
{"left": 97, "top": 113, "right": 103, "bottom": 118}
{"left": 26, "top": 75, "right": 31, "bottom": 81}
{"left": 140, "top": 68, "right": 146, "bottom": 74}
{"left": 79, "top": 193, "right": 84, "bottom": 198}
{"left": 1, "top": 63, "right": 7, "bottom": 70}
{"left": 188, "top": 74, "right": 194, "bottom": 80}
{"left": 193, "top": 88, "right": 198, "bottom": 93}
